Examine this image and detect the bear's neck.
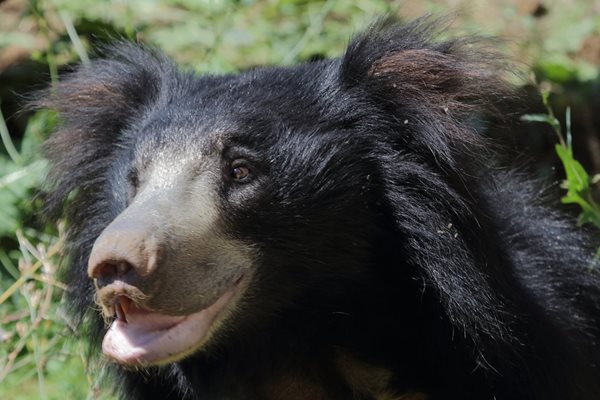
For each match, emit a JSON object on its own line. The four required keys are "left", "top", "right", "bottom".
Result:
{"left": 260, "top": 350, "right": 428, "bottom": 400}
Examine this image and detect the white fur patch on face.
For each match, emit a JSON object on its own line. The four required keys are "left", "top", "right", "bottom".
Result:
{"left": 136, "top": 152, "right": 254, "bottom": 288}
{"left": 92, "top": 148, "right": 257, "bottom": 366}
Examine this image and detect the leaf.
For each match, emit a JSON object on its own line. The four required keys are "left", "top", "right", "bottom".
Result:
{"left": 555, "top": 144, "right": 589, "bottom": 193}
{"left": 578, "top": 210, "right": 600, "bottom": 228}
{"left": 520, "top": 114, "right": 556, "bottom": 124}
{"left": 560, "top": 194, "right": 589, "bottom": 209}
{"left": 537, "top": 60, "right": 576, "bottom": 84}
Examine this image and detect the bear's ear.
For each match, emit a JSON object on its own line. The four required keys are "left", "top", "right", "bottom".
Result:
{"left": 33, "top": 43, "right": 173, "bottom": 218}
{"left": 378, "top": 152, "right": 516, "bottom": 357}
{"left": 339, "top": 16, "right": 512, "bottom": 168}
{"left": 343, "top": 18, "right": 519, "bottom": 356}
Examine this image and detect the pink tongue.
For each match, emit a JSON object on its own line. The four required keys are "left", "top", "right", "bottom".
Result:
{"left": 123, "top": 308, "right": 184, "bottom": 331}
{"left": 102, "top": 310, "right": 186, "bottom": 366}
{"left": 101, "top": 288, "right": 237, "bottom": 366}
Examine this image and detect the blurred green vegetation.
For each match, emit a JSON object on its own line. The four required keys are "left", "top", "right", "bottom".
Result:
{"left": 522, "top": 89, "right": 600, "bottom": 233}
{"left": 0, "top": 0, "right": 598, "bottom": 399}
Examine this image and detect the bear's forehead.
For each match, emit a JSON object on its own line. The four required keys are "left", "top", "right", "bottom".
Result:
{"left": 129, "top": 63, "right": 341, "bottom": 151}
{"left": 187, "top": 64, "right": 329, "bottom": 106}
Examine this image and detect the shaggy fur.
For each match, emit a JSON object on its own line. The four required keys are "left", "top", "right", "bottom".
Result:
{"left": 37, "top": 17, "right": 599, "bottom": 400}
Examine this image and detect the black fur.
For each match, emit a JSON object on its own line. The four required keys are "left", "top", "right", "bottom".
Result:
{"left": 37, "top": 17, "right": 600, "bottom": 400}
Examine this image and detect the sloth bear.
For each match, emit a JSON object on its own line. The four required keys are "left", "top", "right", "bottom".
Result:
{"left": 37, "top": 17, "right": 599, "bottom": 400}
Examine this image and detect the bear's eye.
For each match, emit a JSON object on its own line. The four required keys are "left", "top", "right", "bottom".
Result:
{"left": 230, "top": 162, "right": 252, "bottom": 183}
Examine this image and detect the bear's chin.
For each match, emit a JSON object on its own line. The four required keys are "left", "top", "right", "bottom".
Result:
{"left": 102, "top": 283, "right": 240, "bottom": 367}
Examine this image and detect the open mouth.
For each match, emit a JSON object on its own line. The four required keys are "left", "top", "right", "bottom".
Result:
{"left": 101, "top": 277, "right": 242, "bottom": 367}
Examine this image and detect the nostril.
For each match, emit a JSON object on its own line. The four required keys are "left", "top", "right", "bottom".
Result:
{"left": 88, "top": 229, "right": 160, "bottom": 281}
{"left": 91, "top": 260, "right": 134, "bottom": 288}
